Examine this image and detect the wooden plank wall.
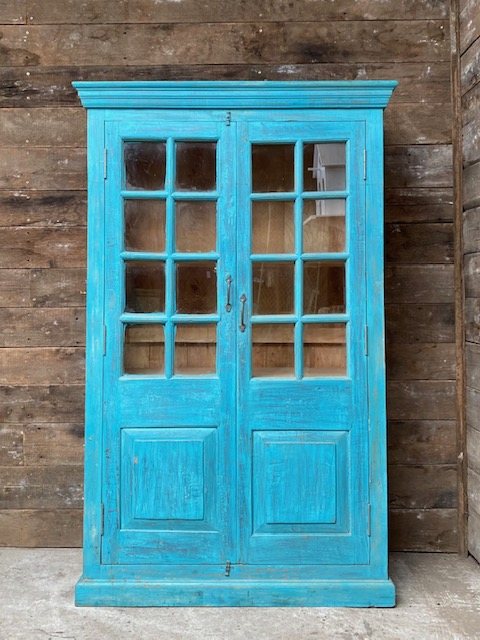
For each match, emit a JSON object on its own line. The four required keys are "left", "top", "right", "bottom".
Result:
{"left": 0, "top": 1, "right": 458, "bottom": 551}
{"left": 460, "top": 0, "right": 480, "bottom": 561}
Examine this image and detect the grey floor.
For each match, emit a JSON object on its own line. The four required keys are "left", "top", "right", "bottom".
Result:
{"left": 0, "top": 550, "right": 479, "bottom": 640}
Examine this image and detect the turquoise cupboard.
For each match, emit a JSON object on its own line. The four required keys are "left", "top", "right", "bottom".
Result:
{"left": 74, "top": 80, "right": 397, "bottom": 607}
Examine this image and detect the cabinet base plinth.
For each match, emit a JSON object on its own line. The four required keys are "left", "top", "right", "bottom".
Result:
{"left": 75, "top": 576, "right": 395, "bottom": 607}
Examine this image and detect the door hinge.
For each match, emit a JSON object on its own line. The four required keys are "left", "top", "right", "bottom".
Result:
{"left": 103, "top": 148, "right": 107, "bottom": 180}
{"left": 100, "top": 503, "right": 104, "bottom": 536}
{"left": 103, "top": 325, "right": 107, "bottom": 356}
{"left": 225, "top": 561, "right": 232, "bottom": 577}
{"left": 367, "top": 504, "right": 371, "bottom": 536}
{"left": 225, "top": 111, "right": 232, "bottom": 126}
{"left": 363, "top": 148, "right": 367, "bottom": 181}
{"left": 364, "top": 324, "right": 368, "bottom": 356}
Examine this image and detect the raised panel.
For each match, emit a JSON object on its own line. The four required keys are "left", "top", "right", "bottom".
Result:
{"left": 252, "top": 430, "right": 349, "bottom": 534}
{"left": 121, "top": 427, "right": 217, "bottom": 531}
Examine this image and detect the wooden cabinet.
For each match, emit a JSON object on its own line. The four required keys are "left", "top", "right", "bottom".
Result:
{"left": 74, "top": 81, "right": 397, "bottom": 607}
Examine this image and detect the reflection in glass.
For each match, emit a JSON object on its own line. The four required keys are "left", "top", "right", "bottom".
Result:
{"left": 175, "top": 323, "right": 216, "bottom": 374}
{"left": 176, "top": 142, "right": 216, "bottom": 191}
{"left": 124, "top": 142, "right": 166, "bottom": 190}
{"left": 124, "top": 324, "right": 165, "bottom": 374}
{"left": 252, "top": 201, "right": 294, "bottom": 254}
{"left": 125, "top": 261, "right": 165, "bottom": 313}
{"left": 252, "top": 324, "right": 294, "bottom": 377}
{"left": 124, "top": 199, "right": 166, "bottom": 252}
{"left": 304, "top": 323, "right": 346, "bottom": 377}
{"left": 176, "top": 261, "right": 217, "bottom": 313}
{"left": 303, "top": 199, "right": 345, "bottom": 253}
{"left": 303, "top": 143, "right": 346, "bottom": 191}
{"left": 252, "top": 262, "right": 294, "bottom": 315}
{"left": 176, "top": 201, "right": 216, "bottom": 252}
{"left": 303, "top": 261, "right": 345, "bottom": 314}
{"left": 252, "top": 144, "right": 294, "bottom": 192}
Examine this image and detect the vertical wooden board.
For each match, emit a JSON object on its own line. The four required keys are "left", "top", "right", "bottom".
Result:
{"left": 462, "top": 81, "right": 480, "bottom": 125}
{"left": 386, "top": 303, "right": 455, "bottom": 343}
{"left": 466, "top": 342, "right": 480, "bottom": 391}
{"left": 0, "top": 308, "right": 85, "bottom": 347}
{"left": 0, "top": 348, "right": 85, "bottom": 385}
{"left": 0, "top": 385, "right": 84, "bottom": 424}
{"left": 467, "top": 425, "right": 480, "bottom": 473}
{"left": 468, "top": 509, "right": 480, "bottom": 560}
{"left": 467, "top": 468, "right": 480, "bottom": 517}
{"left": 0, "top": 465, "right": 83, "bottom": 509}
{"left": 389, "top": 508, "right": 458, "bottom": 551}
{"left": 463, "top": 207, "right": 480, "bottom": 254}
{"left": 0, "top": 191, "right": 86, "bottom": 228}
{"left": 461, "top": 36, "right": 480, "bottom": 95}
{"left": 464, "top": 253, "right": 480, "bottom": 297}
{"left": 0, "top": 108, "right": 86, "bottom": 147}
{"left": 30, "top": 268, "right": 86, "bottom": 307}
{"left": 0, "top": 147, "right": 86, "bottom": 190}
{"left": 463, "top": 160, "right": 480, "bottom": 209}
{"left": 0, "top": 509, "right": 83, "bottom": 547}
{"left": 466, "top": 386, "right": 480, "bottom": 427}
{"left": 0, "top": 228, "right": 86, "bottom": 268}
{"left": 388, "top": 420, "right": 457, "bottom": 464}
{"left": 463, "top": 117, "right": 480, "bottom": 166}
{"left": 460, "top": 0, "right": 480, "bottom": 53}
{"left": 385, "top": 145, "right": 453, "bottom": 188}
{"left": 465, "top": 297, "right": 480, "bottom": 343}
{"left": 0, "top": 426, "right": 23, "bottom": 466}
{"left": 23, "top": 423, "right": 84, "bottom": 466}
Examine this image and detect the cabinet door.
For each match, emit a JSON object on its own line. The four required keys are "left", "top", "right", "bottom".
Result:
{"left": 236, "top": 120, "right": 370, "bottom": 564}
{"left": 101, "top": 119, "right": 237, "bottom": 565}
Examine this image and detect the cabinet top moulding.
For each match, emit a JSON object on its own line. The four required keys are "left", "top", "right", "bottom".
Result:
{"left": 73, "top": 80, "right": 398, "bottom": 110}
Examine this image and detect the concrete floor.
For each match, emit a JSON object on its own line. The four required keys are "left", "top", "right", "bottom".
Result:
{"left": 0, "top": 551, "right": 479, "bottom": 640}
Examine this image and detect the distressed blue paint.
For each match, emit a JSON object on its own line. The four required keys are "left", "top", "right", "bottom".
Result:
{"left": 75, "top": 80, "right": 396, "bottom": 607}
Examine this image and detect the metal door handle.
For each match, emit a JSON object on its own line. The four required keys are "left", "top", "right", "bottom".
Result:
{"left": 239, "top": 294, "right": 247, "bottom": 332}
{"left": 225, "top": 275, "right": 232, "bottom": 312}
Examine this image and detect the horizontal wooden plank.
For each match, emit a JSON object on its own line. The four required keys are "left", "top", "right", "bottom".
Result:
{"left": 0, "top": 269, "right": 31, "bottom": 307}
{"left": 385, "top": 222, "right": 453, "bottom": 264}
{"left": 0, "top": 191, "right": 86, "bottom": 227}
{"left": 465, "top": 297, "right": 480, "bottom": 344}
{"left": 385, "top": 145, "right": 453, "bottom": 189}
{"left": 466, "top": 342, "right": 480, "bottom": 392}
{"left": 460, "top": 0, "right": 480, "bottom": 54}
{"left": 385, "top": 188, "right": 453, "bottom": 223}
{"left": 386, "top": 303, "right": 455, "bottom": 343}
{"left": 0, "top": 228, "right": 86, "bottom": 268}
{"left": 0, "top": 22, "right": 450, "bottom": 67}
{"left": 0, "top": 147, "right": 86, "bottom": 190}
{"left": 30, "top": 268, "right": 86, "bottom": 307}
{"left": 23, "top": 423, "right": 84, "bottom": 466}
{"left": 0, "top": 385, "right": 84, "bottom": 423}
{"left": 385, "top": 265, "right": 454, "bottom": 303}
{"left": 385, "top": 102, "right": 452, "bottom": 145}
{"left": 0, "top": 508, "right": 82, "bottom": 546}
{"left": 389, "top": 464, "right": 457, "bottom": 508}
{"left": 468, "top": 467, "right": 480, "bottom": 518}
{"left": 0, "top": 426, "right": 23, "bottom": 466}
{"left": 463, "top": 207, "right": 480, "bottom": 254}
{"left": 0, "top": 63, "right": 452, "bottom": 107}
{"left": 461, "top": 35, "right": 480, "bottom": 95}
{"left": 463, "top": 160, "right": 480, "bottom": 209}
{"left": 468, "top": 509, "right": 480, "bottom": 560}
{"left": 463, "top": 117, "right": 480, "bottom": 167}
{"left": 467, "top": 424, "right": 480, "bottom": 474}
{"left": 387, "top": 380, "right": 456, "bottom": 420}
{"left": 25, "top": 0, "right": 449, "bottom": 24}
{"left": 464, "top": 253, "right": 480, "bottom": 298}
{"left": 389, "top": 508, "right": 457, "bottom": 551}
{"left": 386, "top": 343, "right": 455, "bottom": 380}
{"left": 466, "top": 385, "right": 480, "bottom": 427}
{"left": 0, "top": 108, "right": 85, "bottom": 147}
{"left": 0, "top": 308, "right": 85, "bottom": 347}
{"left": 0, "top": 348, "right": 85, "bottom": 385}
{"left": 388, "top": 420, "right": 456, "bottom": 465}
{"left": 0, "top": 464, "right": 83, "bottom": 509}
{"left": 0, "top": 2, "right": 25, "bottom": 24}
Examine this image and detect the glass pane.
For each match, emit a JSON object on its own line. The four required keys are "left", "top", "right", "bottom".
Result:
{"left": 303, "top": 143, "right": 346, "bottom": 192}
{"left": 175, "top": 323, "right": 216, "bottom": 374}
{"left": 252, "top": 144, "right": 294, "bottom": 192}
{"left": 252, "top": 262, "right": 294, "bottom": 315}
{"left": 303, "top": 261, "right": 345, "bottom": 314}
{"left": 124, "top": 142, "right": 166, "bottom": 190}
{"left": 252, "top": 201, "right": 294, "bottom": 254}
{"left": 303, "top": 199, "right": 345, "bottom": 253}
{"left": 176, "top": 142, "right": 216, "bottom": 191}
{"left": 176, "top": 201, "right": 216, "bottom": 252}
{"left": 124, "top": 324, "right": 164, "bottom": 374}
{"left": 176, "top": 261, "right": 217, "bottom": 313}
{"left": 125, "top": 261, "right": 165, "bottom": 312}
{"left": 304, "top": 323, "right": 346, "bottom": 377}
{"left": 252, "top": 324, "right": 294, "bottom": 377}
{"left": 124, "top": 199, "right": 166, "bottom": 252}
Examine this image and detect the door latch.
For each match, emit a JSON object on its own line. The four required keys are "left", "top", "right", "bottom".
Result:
{"left": 225, "top": 561, "right": 232, "bottom": 577}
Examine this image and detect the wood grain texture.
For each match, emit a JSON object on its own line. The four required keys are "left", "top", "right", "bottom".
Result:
{"left": 465, "top": 297, "right": 480, "bottom": 343}
{"left": 386, "top": 303, "right": 455, "bottom": 343}
{"left": 467, "top": 424, "right": 480, "bottom": 473}
{"left": 385, "top": 265, "right": 454, "bottom": 303}
{"left": 462, "top": 80, "right": 480, "bottom": 125}
{"left": 0, "top": 22, "right": 450, "bottom": 67}
{"left": 0, "top": 425, "right": 23, "bottom": 466}
{"left": 0, "top": 385, "right": 84, "bottom": 423}
{"left": 459, "top": 0, "right": 480, "bottom": 53}
{"left": 468, "top": 509, "right": 480, "bottom": 558}
{"left": 387, "top": 381, "right": 456, "bottom": 420}
{"left": 0, "top": 191, "right": 86, "bottom": 227}
{"left": 25, "top": 0, "right": 450, "bottom": 24}
{"left": 23, "top": 423, "right": 84, "bottom": 465}
{"left": 464, "top": 253, "right": 480, "bottom": 298}
{"left": 387, "top": 343, "right": 456, "bottom": 380}
{"left": 385, "top": 222, "right": 453, "bottom": 264}
{"left": 389, "top": 508, "right": 457, "bottom": 551}
{"left": 0, "top": 2, "right": 25, "bottom": 24}
{"left": 0, "top": 108, "right": 86, "bottom": 147}
{"left": 0, "top": 308, "right": 85, "bottom": 347}
{"left": 384, "top": 103, "right": 452, "bottom": 145}
{"left": 463, "top": 160, "right": 480, "bottom": 209}
{"left": 30, "top": 269, "right": 86, "bottom": 307}
{"left": 0, "top": 228, "right": 86, "bottom": 268}
{"left": 463, "top": 207, "right": 480, "bottom": 254}
{"left": 460, "top": 35, "right": 480, "bottom": 94}
{"left": 388, "top": 421, "right": 457, "bottom": 465}
{"left": 0, "top": 465, "right": 83, "bottom": 509}
{"left": 0, "top": 348, "right": 85, "bottom": 385}
{"left": 463, "top": 116, "right": 480, "bottom": 166}
{"left": 385, "top": 188, "right": 454, "bottom": 223}
{"left": 388, "top": 464, "right": 457, "bottom": 509}
{"left": 385, "top": 145, "right": 453, "bottom": 188}
{"left": 0, "top": 509, "right": 83, "bottom": 546}
{"left": 467, "top": 467, "right": 480, "bottom": 517}
{"left": 0, "top": 147, "right": 86, "bottom": 190}
{"left": 466, "top": 386, "right": 480, "bottom": 428}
